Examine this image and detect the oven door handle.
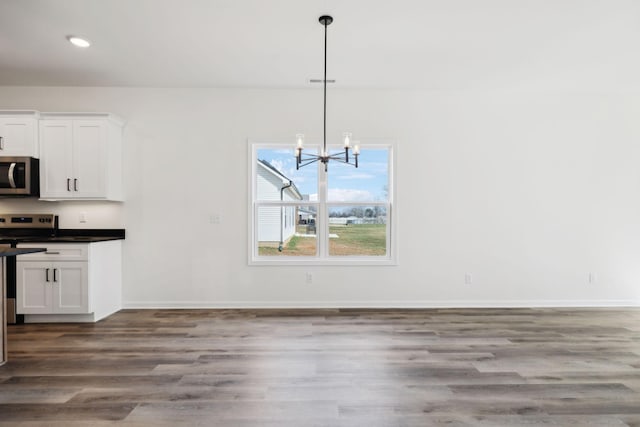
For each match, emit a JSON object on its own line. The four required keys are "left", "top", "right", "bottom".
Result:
{"left": 7, "top": 163, "right": 16, "bottom": 188}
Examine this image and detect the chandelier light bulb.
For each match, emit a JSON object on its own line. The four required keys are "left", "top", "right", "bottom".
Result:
{"left": 296, "top": 134, "right": 304, "bottom": 148}
{"left": 343, "top": 132, "right": 351, "bottom": 148}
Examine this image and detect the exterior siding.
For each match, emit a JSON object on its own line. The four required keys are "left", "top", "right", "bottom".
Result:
{"left": 257, "top": 162, "right": 300, "bottom": 243}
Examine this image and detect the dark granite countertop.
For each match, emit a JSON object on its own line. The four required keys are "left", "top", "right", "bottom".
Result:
{"left": 17, "top": 236, "right": 123, "bottom": 243}
{"left": 0, "top": 247, "right": 47, "bottom": 257}
{"left": 0, "top": 229, "right": 125, "bottom": 244}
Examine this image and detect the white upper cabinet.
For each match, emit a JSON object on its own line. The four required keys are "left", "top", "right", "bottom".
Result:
{"left": 0, "top": 111, "right": 39, "bottom": 157}
{"left": 39, "top": 113, "right": 124, "bottom": 201}
{"left": 39, "top": 120, "right": 74, "bottom": 198}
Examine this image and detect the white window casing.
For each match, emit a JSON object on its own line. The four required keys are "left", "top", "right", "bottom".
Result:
{"left": 249, "top": 140, "right": 397, "bottom": 266}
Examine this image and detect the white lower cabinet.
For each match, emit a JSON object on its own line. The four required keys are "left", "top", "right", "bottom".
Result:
{"left": 16, "top": 241, "right": 122, "bottom": 322}
{"left": 18, "top": 261, "right": 88, "bottom": 314}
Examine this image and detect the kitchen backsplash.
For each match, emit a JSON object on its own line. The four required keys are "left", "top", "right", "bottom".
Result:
{"left": 0, "top": 199, "right": 124, "bottom": 228}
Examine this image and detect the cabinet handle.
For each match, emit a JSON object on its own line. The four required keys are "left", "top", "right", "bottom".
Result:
{"left": 67, "top": 178, "right": 71, "bottom": 192}
{"left": 45, "top": 251, "right": 60, "bottom": 255}
{"left": 0, "top": 136, "right": 3, "bottom": 150}
{"left": 45, "top": 268, "right": 50, "bottom": 282}
{"left": 53, "top": 268, "right": 58, "bottom": 282}
{"left": 74, "top": 178, "right": 78, "bottom": 191}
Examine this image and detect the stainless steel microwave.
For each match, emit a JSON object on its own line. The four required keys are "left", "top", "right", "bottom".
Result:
{"left": 0, "top": 157, "right": 39, "bottom": 197}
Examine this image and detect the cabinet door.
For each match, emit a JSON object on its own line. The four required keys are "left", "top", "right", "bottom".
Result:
{"left": 73, "top": 120, "right": 107, "bottom": 198}
{"left": 53, "top": 262, "right": 89, "bottom": 313}
{"left": 16, "top": 262, "right": 53, "bottom": 314}
{"left": 0, "top": 118, "right": 38, "bottom": 157}
{"left": 40, "top": 120, "right": 74, "bottom": 199}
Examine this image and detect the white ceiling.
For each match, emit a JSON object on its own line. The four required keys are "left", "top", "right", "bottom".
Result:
{"left": 1, "top": 0, "right": 639, "bottom": 90}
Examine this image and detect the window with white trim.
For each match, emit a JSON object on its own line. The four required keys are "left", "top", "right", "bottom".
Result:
{"left": 250, "top": 141, "right": 395, "bottom": 265}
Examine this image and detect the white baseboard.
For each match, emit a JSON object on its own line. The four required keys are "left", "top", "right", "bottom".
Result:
{"left": 122, "top": 299, "right": 640, "bottom": 309}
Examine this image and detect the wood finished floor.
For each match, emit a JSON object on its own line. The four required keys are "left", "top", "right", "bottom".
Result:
{"left": 0, "top": 308, "right": 639, "bottom": 426}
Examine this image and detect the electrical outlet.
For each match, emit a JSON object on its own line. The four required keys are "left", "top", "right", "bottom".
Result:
{"left": 465, "top": 273, "right": 473, "bottom": 285}
{"left": 79, "top": 212, "right": 88, "bottom": 223}
{"left": 305, "top": 272, "right": 313, "bottom": 284}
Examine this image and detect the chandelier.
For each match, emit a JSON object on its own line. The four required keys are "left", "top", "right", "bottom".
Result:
{"left": 295, "top": 15, "right": 360, "bottom": 172}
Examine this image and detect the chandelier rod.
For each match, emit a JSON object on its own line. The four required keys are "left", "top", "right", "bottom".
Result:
{"left": 322, "top": 16, "right": 328, "bottom": 157}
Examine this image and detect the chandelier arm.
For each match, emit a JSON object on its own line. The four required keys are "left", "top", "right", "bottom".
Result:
{"left": 328, "top": 157, "right": 358, "bottom": 167}
{"left": 298, "top": 158, "right": 322, "bottom": 168}
{"left": 300, "top": 153, "right": 323, "bottom": 161}
{"left": 328, "top": 150, "right": 347, "bottom": 157}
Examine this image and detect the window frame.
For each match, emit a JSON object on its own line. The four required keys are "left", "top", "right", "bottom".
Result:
{"left": 248, "top": 140, "right": 397, "bottom": 266}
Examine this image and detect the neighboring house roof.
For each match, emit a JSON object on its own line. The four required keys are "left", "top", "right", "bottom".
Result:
{"left": 298, "top": 207, "right": 316, "bottom": 215}
{"left": 257, "top": 159, "right": 303, "bottom": 200}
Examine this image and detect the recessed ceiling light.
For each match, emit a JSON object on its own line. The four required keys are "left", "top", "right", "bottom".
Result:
{"left": 67, "top": 36, "right": 91, "bottom": 48}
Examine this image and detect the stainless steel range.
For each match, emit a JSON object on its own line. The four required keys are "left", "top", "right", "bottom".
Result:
{"left": 0, "top": 213, "right": 56, "bottom": 234}
{"left": 0, "top": 214, "right": 57, "bottom": 324}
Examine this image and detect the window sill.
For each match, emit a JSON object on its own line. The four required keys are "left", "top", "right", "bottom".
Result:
{"left": 249, "top": 257, "right": 398, "bottom": 266}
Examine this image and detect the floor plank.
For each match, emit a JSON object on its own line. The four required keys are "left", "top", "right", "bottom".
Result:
{"left": 0, "top": 308, "right": 638, "bottom": 425}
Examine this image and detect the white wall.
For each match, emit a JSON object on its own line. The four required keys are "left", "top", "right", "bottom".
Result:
{"left": 0, "top": 86, "right": 639, "bottom": 307}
